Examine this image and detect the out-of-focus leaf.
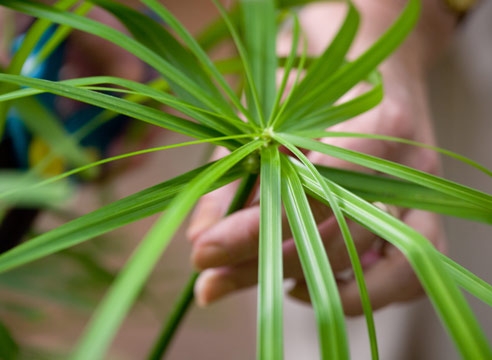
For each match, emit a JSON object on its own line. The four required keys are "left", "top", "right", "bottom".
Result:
{"left": 0, "top": 171, "right": 71, "bottom": 208}
{"left": 0, "top": 163, "right": 247, "bottom": 275}
{"left": 0, "top": 320, "right": 19, "bottom": 360}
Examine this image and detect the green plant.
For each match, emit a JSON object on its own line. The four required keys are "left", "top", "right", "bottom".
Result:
{"left": 0, "top": 0, "right": 491, "bottom": 359}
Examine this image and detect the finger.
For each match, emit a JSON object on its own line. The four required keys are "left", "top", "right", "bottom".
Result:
{"left": 193, "top": 216, "right": 384, "bottom": 306}
{"left": 194, "top": 262, "right": 257, "bottom": 307}
{"left": 190, "top": 61, "right": 420, "bottom": 247}
{"left": 278, "top": 217, "right": 383, "bottom": 280}
{"left": 317, "top": 216, "right": 382, "bottom": 271}
{"left": 191, "top": 201, "right": 378, "bottom": 271}
{"left": 191, "top": 205, "right": 260, "bottom": 269}
{"left": 287, "top": 248, "right": 422, "bottom": 316}
{"left": 341, "top": 248, "right": 423, "bottom": 316}
{"left": 289, "top": 209, "right": 445, "bottom": 316}
{"left": 191, "top": 178, "right": 392, "bottom": 270}
{"left": 192, "top": 202, "right": 295, "bottom": 270}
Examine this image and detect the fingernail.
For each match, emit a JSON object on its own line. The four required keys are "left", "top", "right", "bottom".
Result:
{"left": 194, "top": 269, "right": 237, "bottom": 307}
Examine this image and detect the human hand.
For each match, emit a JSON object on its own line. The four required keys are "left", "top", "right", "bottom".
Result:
{"left": 187, "top": 67, "right": 446, "bottom": 315}
{"left": 187, "top": 1, "right": 453, "bottom": 315}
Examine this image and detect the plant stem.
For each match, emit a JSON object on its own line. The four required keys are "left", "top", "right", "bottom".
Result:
{"left": 147, "top": 271, "right": 199, "bottom": 360}
{"left": 147, "top": 172, "right": 258, "bottom": 360}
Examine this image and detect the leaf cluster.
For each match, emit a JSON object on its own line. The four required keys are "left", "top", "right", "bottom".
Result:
{"left": 0, "top": 0, "right": 491, "bottom": 359}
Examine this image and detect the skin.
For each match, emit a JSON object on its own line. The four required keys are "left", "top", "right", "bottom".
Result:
{"left": 0, "top": 0, "right": 460, "bottom": 315}
{"left": 187, "top": 0, "right": 459, "bottom": 315}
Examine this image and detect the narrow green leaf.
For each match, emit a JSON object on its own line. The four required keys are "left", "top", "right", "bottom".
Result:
{"left": 281, "top": 134, "right": 492, "bottom": 211}
{"left": 212, "top": 0, "right": 263, "bottom": 128}
{"left": 12, "top": 97, "right": 95, "bottom": 172}
{"left": 0, "top": 163, "right": 246, "bottom": 275}
{"left": 0, "top": 170, "right": 71, "bottom": 207}
{"left": 138, "top": 0, "right": 249, "bottom": 118}
{"left": 285, "top": 77, "right": 383, "bottom": 131}
{"left": 277, "top": 2, "right": 360, "bottom": 128}
{"left": 240, "top": 0, "right": 277, "bottom": 123}
{"left": 269, "top": 24, "right": 309, "bottom": 131}
{"left": 268, "top": 13, "right": 301, "bottom": 127}
{"left": 297, "top": 164, "right": 492, "bottom": 359}
{"left": 0, "top": 134, "right": 253, "bottom": 204}
{"left": 90, "top": 0, "right": 248, "bottom": 136}
{"left": 195, "top": 0, "right": 328, "bottom": 53}
{"left": 276, "top": 137, "right": 378, "bottom": 359}
{"left": 0, "top": 0, "right": 235, "bottom": 117}
{"left": 258, "top": 145, "right": 283, "bottom": 360}
{"left": 0, "top": 320, "right": 19, "bottom": 360}
{"left": 148, "top": 173, "right": 258, "bottom": 360}
{"left": 0, "top": 75, "right": 252, "bottom": 137}
{"left": 298, "top": 130, "right": 492, "bottom": 178}
{"left": 314, "top": 164, "right": 492, "bottom": 224}
{"left": 0, "top": 77, "right": 171, "bottom": 160}
{"left": 440, "top": 253, "right": 492, "bottom": 308}
{"left": 89, "top": 0, "right": 221, "bottom": 100}
{"left": 289, "top": 2, "right": 360, "bottom": 99}
{"left": 71, "top": 140, "right": 262, "bottom": 360}
{"left": 281, "top": 157, "right": 349, "bottom": 360}
{"left": 0, "top": 74, "right": 234, "bottom": 145}
{"left": 280, "top": 0, "right": 419, "bottom": 124}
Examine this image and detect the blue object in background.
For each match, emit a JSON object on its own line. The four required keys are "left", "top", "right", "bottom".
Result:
{"left": 0, "top": 25, "right": 130, "bottom": 247}
{"left": 4, "top": 25, "right": 129, "bottom": 173}
{"left": 6, "top": 25, "right": 66, "bottom": 169}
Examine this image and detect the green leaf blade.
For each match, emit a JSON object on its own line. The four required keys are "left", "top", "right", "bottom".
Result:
{"left": 0, "top": 74, "right": 234, "bottom": 144}
{"left": 0, "top": 0, "right": 236, "bottom": 119}
{"left": 276, "top": 137, "right": 378, "bottom": 359}
{"left": 282, "top": 134, "right": 492, "bottom": 211}
{"left": 0, "top": 163, "right": 246, "bottom": 275}
{"left": 0, "top": 320, "right": 19, "bottom": 360}
{"left": 258, "top": 145, "right": 283, "bottom": 360}
{"left": 71, "top": 140, "right": 262, "bottom": 360}
{"left": 286, "top": 76, "right": 384, "bottom": 132}
{"left": 0, "top": 170, "right": 71, "bottom": 208}
{"left": 280, "top": 0, "right": 419, "bottom": 125}
{"left": 297, "top": 164, "right": 492, "bottom": 359}
{"left": 281, "top": 157, "right": 349, "bottom": 360}
{"left": 313, "top": 164, "right": 492, "bottom": 224}
{"left": 240, "top": 0, "right": 277, "bottom": 124}
{"left": 440, "top": 253, "right": 492, "bottom": 308}
{"left": 277, "top": 2, "right": 360, "bottom": 127}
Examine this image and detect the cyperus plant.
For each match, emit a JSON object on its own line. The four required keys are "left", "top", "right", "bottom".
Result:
{"left": 0, "top": 0, "right": 491, "bottom": 359}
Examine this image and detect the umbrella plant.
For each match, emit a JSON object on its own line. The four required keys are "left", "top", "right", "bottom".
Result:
{"left": 0, "top": 0, "right": 491, "bottom": 358}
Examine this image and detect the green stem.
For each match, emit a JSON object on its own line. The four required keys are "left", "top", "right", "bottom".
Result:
{"left": 147, "top": 272, "right": 199, "bottom": 360}
{"left": 146, "top": 172, "right": 258, "bottom": 360}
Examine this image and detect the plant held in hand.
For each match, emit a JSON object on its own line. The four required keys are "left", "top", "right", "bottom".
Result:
{"left": 0, "top": 0, "right": 491, "bottom": 359}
